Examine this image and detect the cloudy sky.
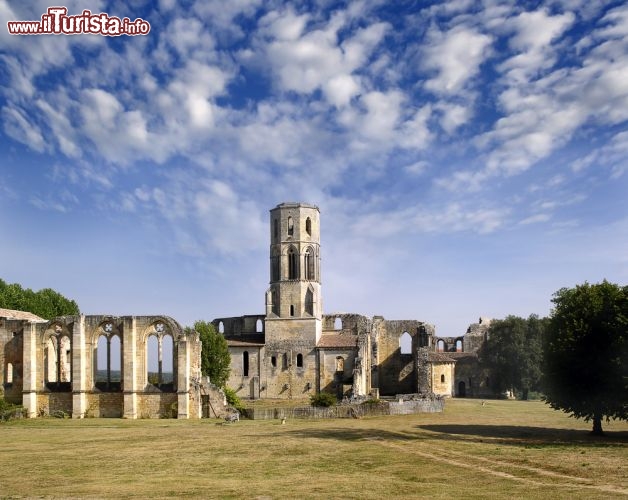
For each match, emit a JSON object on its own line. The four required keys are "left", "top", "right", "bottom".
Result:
{"left": 1, "top": 0, "right": 627, "bottom": 336}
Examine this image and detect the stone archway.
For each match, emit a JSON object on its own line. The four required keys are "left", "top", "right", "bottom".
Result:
{"left": 458, "top": 380, "right": 466, "bottom": 397}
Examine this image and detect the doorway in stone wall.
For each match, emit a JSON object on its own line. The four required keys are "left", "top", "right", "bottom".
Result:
{"left": 458, "top": 380, "right": 466, "bottom": 397}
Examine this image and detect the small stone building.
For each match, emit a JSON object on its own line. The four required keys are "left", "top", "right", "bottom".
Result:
{"left": 0, "top": 310, "right": 207, "bottom": 418}
{"left": 214, "top": 202, "right": 492, "bottom": 400}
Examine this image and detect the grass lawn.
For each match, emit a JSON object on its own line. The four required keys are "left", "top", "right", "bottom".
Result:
{"left": 0, "top": 399, "right": 626, "bottom": 499}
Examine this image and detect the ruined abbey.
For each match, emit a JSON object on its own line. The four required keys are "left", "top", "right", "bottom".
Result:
{"left": 0, "top": 202, "right": 493, "bottom": 418}
{"left": 214, "top": 203, "right": 493, "bottom": 401}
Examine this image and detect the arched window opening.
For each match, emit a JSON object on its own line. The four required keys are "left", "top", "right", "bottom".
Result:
{"left": 455, "top": 339, "right": 463, "bottom": 352}
{"left": 288, "top": 247, "right": 299, "bottom": 279}
{"left": 335, "top": 356, "right": 344, "bottom": 372}
{"left": 59, "top": 336, "right": 71, "bottom": 383}
{"left": 334, "top": 317, "right": 342, "bottom": 330}
{"left": 305, "top": 288, "right": 314, "bottom": 316}
{"left": 45, "top": 334, "right": 72, "bottom": 391}
{"left": 272, "top": 290, "right": 279, "bottom": 316}
{"left": 218, "top": 321, "right": 225, "bottom": 334}
{"left": 306, "top": 217, "right": 311, "bottom": 236}
{"left": 243, "top": 351, "right": 249, "bottom": 377}
{"left": 256, "top": 319, "right": 263, "bottom": 333}
{"left": 45, "top": 336, "right": 58, "bottom": 384}
{"left": 290, "top": 305, "right": 295, "bottom": 317}
{"left": 6, "top": 362, "right": 13, "bottom": 385}
{"left": 296, "top": 353, "right": 303, "bottom": 368}
{"left": 162, "top": 335, "right": 174, "bottom": 386}
{"left": 400, "top": 332, "right": 412, "bottom": 354}
{"left": 440, "top": 374, "right": 445, "bottom": 383}
{"left": 287, "top": 216, "right": 294, "bottom": 236}
{"left": 437, "top": 339, "right": 445, "bottom": 352}
{"left": 271, "top": 249, "right": 280, "bottom": 282}
{"left": 304, "top": 247, "right": 314, "bottom": 280}
{"left": 96, "top": 333, "right": 122, "bottom": 391}
{"left": 147, "top": 328, "right": 175, "bottom": 390}
{"left": 274, "top": 218, "right": 278, "bottom": 238}
{"left": 95, "top": 335, "right": 107, "bottom": 387}
{"left": 271, "top": 356, "right": 277, "bottom": 368}
{"left": 282, "top": 353, "right": 288, "bottom": 370}
{"left": 110, "top": 335, "right": 122, "bottom": 387}
{"left": 147, "top": 335, "right": 159, "bottom": 385}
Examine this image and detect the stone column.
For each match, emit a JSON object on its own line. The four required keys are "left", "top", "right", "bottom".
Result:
{"left": 177, "top": 338, "right": 189, "bottom": 419}
{"left": 22, "top": 322, "right": 38, "bottom": 418}
{"left": 72, "top": 315, "right": 87, "bottom": 418}
{"left": 123, "top": 317, "right": 138, "bottom": 419}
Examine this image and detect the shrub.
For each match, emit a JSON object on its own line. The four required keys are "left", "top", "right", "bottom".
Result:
{"left": 310, "top": 392, "right": 337, "bottom": 407}
{"left": 0, "top": 398, "right": 24, "bottom": 421}
{"left": 223, "top": 387, "right": 245, "bottom": 413}
{"left": 361, "top": 398, "right": 381, "bottom": 406}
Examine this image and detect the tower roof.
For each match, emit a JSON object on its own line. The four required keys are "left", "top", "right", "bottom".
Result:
{"left": 273, "top": 202, "right": 319, "bottom": 211}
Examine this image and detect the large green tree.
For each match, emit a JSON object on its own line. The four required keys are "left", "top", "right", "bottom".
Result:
{"left": 194, "top": 320, "right": 231, "bottom": 388}
{"left": 479, "top": 315, "right": 547, "bottom": 400}
{"left": 543, "top": 281, "right": 628, "bottom": 435}
{"left": 0, "top": 278, "right": 79, "bottom": 319}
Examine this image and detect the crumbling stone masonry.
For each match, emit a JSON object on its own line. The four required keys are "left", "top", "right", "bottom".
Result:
{"left": 214, "top": 203, "right": 495, "bottom": 401}
{"left": 0, "top": 310, "right": 207, "bottom": 419}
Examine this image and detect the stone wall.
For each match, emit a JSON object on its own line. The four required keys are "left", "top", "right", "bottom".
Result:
{"left": 243, "top": 398, "right": 444, "bottom": 420}
{"left": 319, "top": 347, "right": 356, "bottom": 396}
{"left": 0, "top": 312, "right": 206, "bottom": 419}
{"left": 0, "top": 319, "right": 24, "bottom": 404}
{"left": 375, "top": 320, "right": 431, "bottom": 396}
{"left": 36, "top": 392, "right": 73, "bottom": 416}
{"left": 431, "top": 363, "right": 455, "bottom": 397}
{"left": 137, "top": 393, "right": 178, "bottom": 418}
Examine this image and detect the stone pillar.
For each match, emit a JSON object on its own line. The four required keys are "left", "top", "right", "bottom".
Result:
{"left": 22, "top": 322, "right": 38, "bottom": 418}
{"left": 177, "top": 338, "right": 190, "bottom": 419}
{"left": 72, "top": 315, "right": 87, "bottom": 418}
{"left": 123, "top": 317, "right": 138, "bottom": 419}
{"left": 416, "top": 349, "right": 431, "bottom": 394}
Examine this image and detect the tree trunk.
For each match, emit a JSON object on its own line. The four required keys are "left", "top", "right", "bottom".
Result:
{"left": 591, "top": 411, "right": 604, "bottom": 436}
{"left": 522, "top": 388, "right": 529, "bottom": 401}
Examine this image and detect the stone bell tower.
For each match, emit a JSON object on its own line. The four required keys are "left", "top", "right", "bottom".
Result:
{"left": 264, "top": 202, "right": 322, "bottom": 345}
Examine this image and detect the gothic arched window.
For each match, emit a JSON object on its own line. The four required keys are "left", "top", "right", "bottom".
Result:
{"left": 304, "top": 247, "right": 314, "bottom": 280}
{"left": 306, "top": 217, "right": 311, "bottom": 236}
{"left": 287, "top": 216, "right": 294, "bottom": 236}
{"left": 305, "top": 288, "right": 314, "bottom": 316}
{"left": 288, "top": 247, "right": 299, "bottom": 279}
{"left": 271, "top": 249, "right": 280, "bottom": 281}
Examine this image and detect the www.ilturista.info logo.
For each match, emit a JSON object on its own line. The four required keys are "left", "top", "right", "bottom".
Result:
{"left": 7, "top": 6, "right": 150, "bottom": 36}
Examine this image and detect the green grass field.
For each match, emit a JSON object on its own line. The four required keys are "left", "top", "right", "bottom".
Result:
{"left": 0, "top": 399, "right": 626, "bottom": 499}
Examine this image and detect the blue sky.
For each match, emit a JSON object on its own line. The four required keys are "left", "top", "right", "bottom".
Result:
{"left": 1, "top": 0, "right": 627, "bottom": 337}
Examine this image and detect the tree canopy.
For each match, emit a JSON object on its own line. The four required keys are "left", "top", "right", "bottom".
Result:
{"left": 0, "top": 278, "right": 79, "bottom": 319}
{"left": 543, "top": 280, "right": 628, "bottom": 435}
{"left": 479, "top": 315, "right": 547, "bottom": 400}
{"left": 194, "top": 320, "right": 231, "bottom": 388}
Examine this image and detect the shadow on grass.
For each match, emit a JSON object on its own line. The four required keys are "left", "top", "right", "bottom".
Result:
{"left": 417, "top": 424, "right": 628, "bottom": 447}
{"left": 282, "top": 427, "right": 421, "bottom": 443}
{"left": 276, "top": 424, "right": 627, "bottom": 448}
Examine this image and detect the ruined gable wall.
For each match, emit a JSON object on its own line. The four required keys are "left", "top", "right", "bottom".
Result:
{"left": 375, "top": 320, "right": 429, "bottom": 396}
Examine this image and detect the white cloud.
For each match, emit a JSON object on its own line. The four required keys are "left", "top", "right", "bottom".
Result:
{"left": 436, "top": 102, "right": 472, "bottom": 134}
{"left": 519, "top": 213, "right": 551, "bottom": 225}
{"left": 255, "top": 7, "right": 388, "bottom": 107}
{"left": 348, "top": 202, "right": 509, "bottom": 238}
{"left": 423, "top": 25, "right": 493, "bottom": 94}
{"left": 2, "top": 105, "right": 46, "bottom": 152}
